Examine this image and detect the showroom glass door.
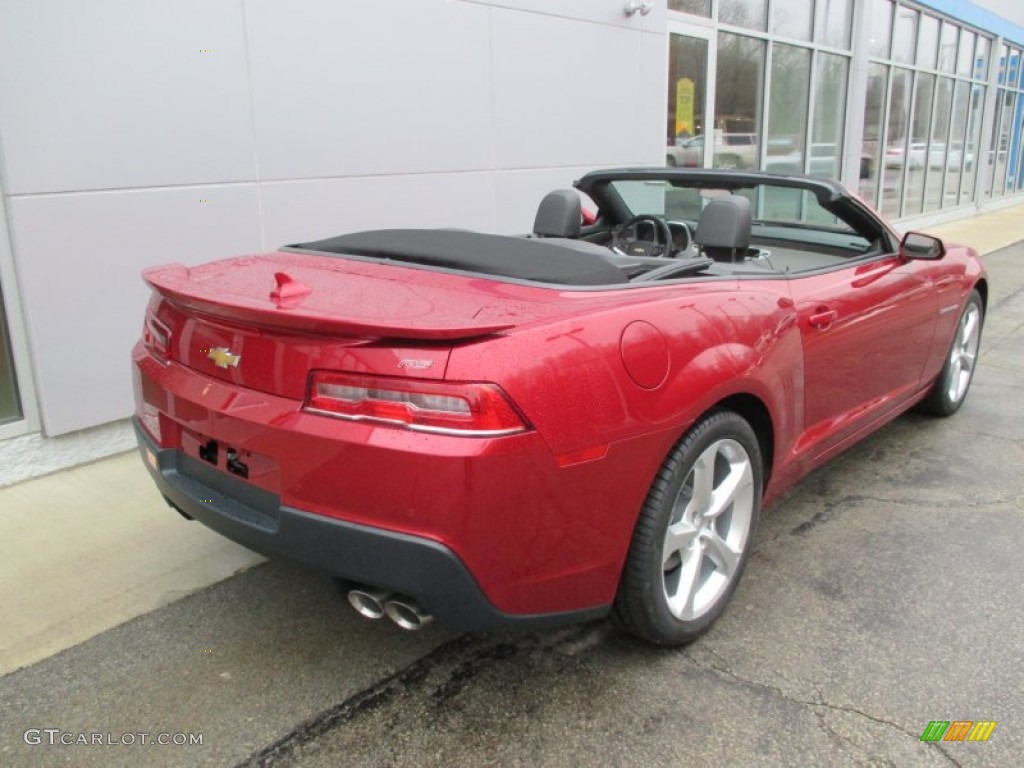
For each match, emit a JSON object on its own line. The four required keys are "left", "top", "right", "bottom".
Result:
{"left": 667, "top": 25, "right": 714, "bottom": 169}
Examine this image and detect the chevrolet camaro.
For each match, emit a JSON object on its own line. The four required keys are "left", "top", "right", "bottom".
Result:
{"left": 132, "top": 168, "right": 987, "bottom": 646}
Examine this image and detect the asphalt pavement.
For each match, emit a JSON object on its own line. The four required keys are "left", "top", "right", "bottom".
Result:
{"left": 1, "top": 240, "right": 1022, "bottom": 768}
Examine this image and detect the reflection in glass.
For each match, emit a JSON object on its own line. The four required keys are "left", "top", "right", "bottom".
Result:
{"left": 669, "top": 0, "right": 711, "bottom": 16}
{"left": 924, "top": 77, "right": 952, "bottom": 212}
{"left": 991, "top": 91, "right": 1015, "bottom": 196}
{"left": 810, "top": 53, "right": 849, "bottom": 180}
{"left": 938, "top": 22, "right": 958, "bottom": 73}
{"left": 957, "top": 31, "right": 976, "bottom": 79}
{"left": 892, "top": 7, "right": 918, "bottom": 65}
{"left": 814, "top": 0, "right": 852, "bottom": 50}
{"left": 917, "top": 14, "right": 939, "bottom": 69}
{"left": 767, "top": 44, "right": 810, "bottom": 174}
{"left": 960, "top": 84, "right": 986, "bottom": 202}
{"left": 771, "top": 0, "right": 812, "bottom": 41}
{"left": 869, "top": 0, "right": 893, "bottom": 59}
{"left": 720, "top": 0, "right": 767, "bottom": 32}
{"left": 860, "top": 63, "right": 889, "bottom": 205}
{"left": 943, "top": 80, "right": 971, "bottom": 206}
{"left": 998, "top": 44, "right": 1009, "bottom": 85}
{"left": 974, "top": 36, "right": 990, "bottom": 81}
{"left": 0, "top": 283, "right": 23, "bottom": 427}
{"left": 1009, "top": 49, "right": 1022, "bottom": 89}
{"left": 903, "top": 73, "right": 935, "bottom": 216}
{"left": 714, "top": 33, "right": 765, "bottom": 169}
{"left": 881, "top": 68, "right": 912, "bottom": 217}
{"left": 667, "top": 34, "right": 708, "bottom": 168}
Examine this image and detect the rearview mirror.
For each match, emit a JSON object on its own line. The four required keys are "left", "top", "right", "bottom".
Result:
{"left": 900, "top": 232, "right": 945, "bottom": 260}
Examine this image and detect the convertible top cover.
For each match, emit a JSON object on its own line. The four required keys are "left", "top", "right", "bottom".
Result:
{"left": 289, "top": 229, "right": 629, "bottom": 287}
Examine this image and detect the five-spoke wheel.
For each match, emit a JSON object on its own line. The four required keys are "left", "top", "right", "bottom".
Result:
{"left": 918, "top": 290, "right": 984, "bottom": 416}
{"left": 614, "top": 410, "right": 762, "bottom": 646}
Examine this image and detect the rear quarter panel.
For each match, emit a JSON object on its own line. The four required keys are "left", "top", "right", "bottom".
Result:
{"left": 445, "top": 279, "right": 803, "bottom": 542}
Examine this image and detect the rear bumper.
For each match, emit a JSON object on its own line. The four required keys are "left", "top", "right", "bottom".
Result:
{"left": 135, "top": 422, "right": 608, "bottom": 632}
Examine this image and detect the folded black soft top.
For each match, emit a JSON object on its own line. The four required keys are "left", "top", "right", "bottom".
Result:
{"left": 287, "top": 229, "right": 628, "bottom": 287}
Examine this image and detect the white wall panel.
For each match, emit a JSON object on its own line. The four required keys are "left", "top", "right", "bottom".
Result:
{"left": 8, "top": 187, "right": 263, "bottom": 434}
{"left": 260, "top": 173, "right": 497, "bottom": 246}
{"left": 0, "top": 0, "right": 256, "bottom": 195}
{"left": 245, "top": 0, "right": 493, "bottom": 180}
{"left": 493, "top": 166, "right": 604, "bottom": 234}
{"left": 490, "top": 8, "right": 659, "bottom": 169}
{"left": 489, "top": 0, "right": 666, "bottom": 31}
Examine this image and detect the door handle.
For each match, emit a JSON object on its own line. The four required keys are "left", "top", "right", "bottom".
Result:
{"left": 809, "top": 309, "right": 838, "bottom": 330}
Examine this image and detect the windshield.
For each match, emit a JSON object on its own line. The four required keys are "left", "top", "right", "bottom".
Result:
{"left": 607, "top": 178, "right": 872, "bottom": 252}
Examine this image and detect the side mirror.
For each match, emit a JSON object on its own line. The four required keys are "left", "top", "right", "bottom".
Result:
{"left": 900, "top": 232, "right": 945, "bottom": 260}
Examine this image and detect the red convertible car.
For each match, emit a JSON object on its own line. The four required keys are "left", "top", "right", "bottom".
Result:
{"left": 133, "top": 169, "right": 986, "bottom": 646}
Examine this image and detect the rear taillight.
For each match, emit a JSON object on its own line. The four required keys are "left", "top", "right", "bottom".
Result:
{"left": 142, "top": 315, "right": 171, "bottom": 364}
{"left": 305, "top": 371, "right": 529, "bottom": 436}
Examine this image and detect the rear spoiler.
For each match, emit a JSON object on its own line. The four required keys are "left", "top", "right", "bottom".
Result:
{"left": 144, "top": 264, "right": 513, "bottom": 341}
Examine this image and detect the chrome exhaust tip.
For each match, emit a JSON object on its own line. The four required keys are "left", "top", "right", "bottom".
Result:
{"left": 384, "top": 597, "right": 434, "bottom": 630}
{"left": 347, "top": 587, "right": 392, "bottom": 620}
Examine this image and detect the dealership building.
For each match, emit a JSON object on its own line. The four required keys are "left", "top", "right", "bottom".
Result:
{"left": 1, "top": 0, "right": 1022, "bottom": 483}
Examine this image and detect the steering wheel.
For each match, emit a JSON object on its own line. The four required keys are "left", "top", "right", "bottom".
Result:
{"left": 612, "top": 215, "right": 675, "bottom": 258}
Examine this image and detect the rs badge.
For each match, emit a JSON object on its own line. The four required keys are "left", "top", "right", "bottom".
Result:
{"left": 208, "top": 347, "right": 241, "bottom": 369}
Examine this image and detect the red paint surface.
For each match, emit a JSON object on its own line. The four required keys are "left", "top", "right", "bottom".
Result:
{"left": 135, "top": 237, "right": 986, "bottom": 616}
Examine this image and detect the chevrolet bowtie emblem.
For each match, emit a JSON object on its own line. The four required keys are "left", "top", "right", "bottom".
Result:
{"left": 207, "top": 347, "right": 241, "bottom": 368}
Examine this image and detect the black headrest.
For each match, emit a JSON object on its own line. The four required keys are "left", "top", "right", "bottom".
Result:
{"left": 694, "top": 195, "right": 752, "bottom": 261}
{"left": 533, "top": 190, "right": 582, "bottom": 238}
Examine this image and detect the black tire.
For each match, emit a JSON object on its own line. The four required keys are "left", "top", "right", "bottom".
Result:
{"left": 613, "top": 410, "right": 763, "bottom": 646}
{"left": 916, "top": 290, "right": 984, "bottom": 417}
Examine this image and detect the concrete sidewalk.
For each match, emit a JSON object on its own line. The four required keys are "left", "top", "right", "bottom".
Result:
{"left": 2, "top": 204, "right": 1022, "bottom": 677}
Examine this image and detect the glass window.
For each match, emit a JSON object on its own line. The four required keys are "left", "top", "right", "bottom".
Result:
{"left": 860, "top": 63, "right": 889, "bottom": 205}
{"left": 1009, "top": 48, "right": 1022, "bottom": 89}
{"left": 892, "top": 7, "right": 918, "bottom": 65}
{"left": 916, "top": 14, "right": 939, "bottom": 69}
{"left": 957, "top": 30, "right": 976, "bottom": 78}
{"left": 869, "top": 0, "right": 893, "bottom": 59}
{"left": 974, "top": 36, "right": 990, "bottom": 81}
{"left": 766, "top": 44, "right": 811, "bottom": 174}
{"left": 924, "top": 77, "right": 953, "bottom": 212}
{"left": 991, "top": 91, "right": 1016, "bottom": 196}
{"left": 669, "top": 0, "right": 711, "bottom": 16}
{"left": 1014, "top": 107, "right": 1024, "bottom": 191}
{"left": 881, "top": 67, "right": 913, "bottom": 217}
{"left": 771, "top": 0, "right": 813, "bottom": 41}
{"left": 813, "top": 0, "right": 851, "bottom": 50}
{"left": 960, "top": 84, "right": 985, "bottom": 202}
{"left": 903, "top": 73, "right": 935, "bottom": 216}
{"left": 0, "top": 284, "right": 23, "bottom": 426}
{"left": 997, "top": 44, "right": 1009, "bottom": 85}
{"left": 667, "top": 34, "right": 709, "bottom": 167}
{"left": 720, "top": 0, "right": 767, "bottom": 32}
{"left": 938, "top": 22, "right": 958, "bottom": 73}
{"left": 714, "top": 33, "right": 766, "bottom": 169}
{"left": 943, "top": 80, "right": 971, "bottom": 204}
{"left": 810, "top": 53, "right": 849, "bottom": 179}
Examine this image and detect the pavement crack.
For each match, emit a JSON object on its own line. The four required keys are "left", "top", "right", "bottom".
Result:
{"left": 235, "top": 624, "right": 600, "bottom": 767}
{"left": 234, "top": 633, "right": 486, "bottom": 767}
{"left": 680, "top": 649, "right": 963, "bottom": 768}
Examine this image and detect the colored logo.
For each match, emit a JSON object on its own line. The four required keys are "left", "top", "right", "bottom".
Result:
{"left": 207, "top": 347, "right": 241, "bottom": 369}
{"left": 920, "top": 720, "right": 996, "bottom": 742}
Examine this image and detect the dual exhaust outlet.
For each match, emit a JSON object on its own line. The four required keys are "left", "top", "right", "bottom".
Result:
{"left": 347, "top": 587, "right": 433, "bottom": 631}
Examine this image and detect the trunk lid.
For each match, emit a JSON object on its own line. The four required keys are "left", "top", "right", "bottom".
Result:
{"left": 144, "top": 250, "right": 616, "bottom": 399}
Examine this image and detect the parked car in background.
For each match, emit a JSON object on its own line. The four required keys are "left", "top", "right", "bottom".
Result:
{"left": 133, "top": 168, "right": 987, "bottom": 646}
{"left": 667, "top": 133, "right": 759, "bottom": 169}
{"left": 886, "top": 141, "right": 974, "bottom": 172}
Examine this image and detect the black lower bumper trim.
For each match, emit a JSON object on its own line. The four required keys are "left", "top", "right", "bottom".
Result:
{"left": 134, "top": 421, "right": 608, "bottom": 632}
